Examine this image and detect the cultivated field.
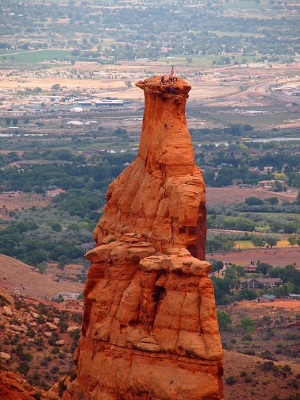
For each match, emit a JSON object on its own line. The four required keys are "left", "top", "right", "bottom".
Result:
{"left": 210, "top": 248, "right": 300, "bottom": 267}
{"left": 206, "top": 187, "right": 298, "bottom": 206}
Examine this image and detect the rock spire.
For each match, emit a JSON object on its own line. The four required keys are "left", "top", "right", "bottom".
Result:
{"left": 48, "top": 76, "right": 223, "bottom": 400}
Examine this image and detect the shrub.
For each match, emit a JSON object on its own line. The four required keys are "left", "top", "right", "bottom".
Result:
{"left": 58, "top": 379, "right": 67, "bottom": 397}
{"left": 244, "top": 375, "right": 253, "bottom": 383}
{"left": 242, "top": 334, "right": 253, "bottom": 341}
{"left": 225, "top": 376, "right": 237, "bottom": 385}
{"left": 69, "top": 371, "right": 77, "bottom": 382}
{"left": 51, "top": 347, "right": 60, "bottom": 354}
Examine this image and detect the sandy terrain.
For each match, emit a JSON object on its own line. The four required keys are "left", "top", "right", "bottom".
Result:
{"left": 245, "top": 299, "right": 300, "bottom": 310}
{"left": 0, "top": 254, "right": 84, "bottom": 299}
{"left": 0, "top": 192, "right": 50, "bottom": 216}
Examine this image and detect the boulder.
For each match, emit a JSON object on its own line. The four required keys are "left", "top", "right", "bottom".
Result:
{"left": 47, "top": 322, "right": 58, "bottom": 330}
{"left": 2, "top": 305, "right": 13, "bottom": 317}
{"left": 10, "top": 324, "right": 28, "bottom": 333}
{"left": 0, "top": 352, "right": 11, "bottom": 361}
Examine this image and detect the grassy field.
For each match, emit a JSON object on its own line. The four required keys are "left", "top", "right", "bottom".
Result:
{"left": 0, "top": 50, "right": 73, "bottom": 63}
{"left": 161, "top": 54, "right": 256, "bottom": 68}
{"left": 209, "top": 31, "right": 264, "bottom": 38}
{"left": 223, "top": 1, "right": 272, "bottom": 10}
{"left": 187, "top": 109, "right": 300, "bottom": 128}
{"left": 235, "top": 239, "right": 290, "bottom": 249}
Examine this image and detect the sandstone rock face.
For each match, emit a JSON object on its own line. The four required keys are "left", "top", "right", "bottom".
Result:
{"left": 93, "top": 76, "right": 206, "bottom": 260}
{"left": 52, "top": 76, "right": 223, "bottom": 400}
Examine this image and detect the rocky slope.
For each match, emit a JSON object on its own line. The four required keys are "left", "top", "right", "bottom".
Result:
{"left": 48, "top": 76, "right": 223, "bottom": 400}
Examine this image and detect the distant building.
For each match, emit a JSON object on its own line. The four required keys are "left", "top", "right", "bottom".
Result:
{"left": 243, "top": 265, "right": 257, "bottom": 274}
{"left": 285, "top": 294, "right": 300, "bottom": 301}
{"left": 95, "top": 100, "right": 123, "bottom": 107}
{"left": 70, "top": 107, "right": 83, "bottom": 113}
{"left": 256, "top": 294, "right": 276, "bottom": 303}
{"left": 66, "top": 120, "right": 84, "bottom": 126}
{"left": 80, "top": 243, "right": 94, "bottom": 251}
{"left": 47, "top": 188, "right": 66, "bottom": 197}
{"left": 51, "top": 292, "right": 80, "bottom": 301}
{"left": 76, "top": 102, "right": 92, "bottom": 107}
{"left": 240, "top": 278, "right": 283, "bottom": 290}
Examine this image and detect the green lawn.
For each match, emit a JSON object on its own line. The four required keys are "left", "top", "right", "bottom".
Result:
{"left": 160, "top": 54, "right": 255, "bottom": 68}
{"left": 209, "top": 31, "right": 264, "bottom": 38}
{"left": 187, "top": 109, "right": 300, "bottom": 128}
{"left": 0, "top": 50, "right": 73, "bottom": 63}
{"left": 223, "top": 1, "right": 271, "bottom": 10}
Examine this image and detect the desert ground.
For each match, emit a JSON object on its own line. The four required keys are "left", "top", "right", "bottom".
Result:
{"left": 0, "top": 254, "right": 84, "bottom": 299}
{"left": 0, "top": 192, "right": 50, "bottom": 217}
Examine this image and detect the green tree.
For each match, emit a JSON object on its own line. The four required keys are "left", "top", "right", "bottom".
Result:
{"left": 245, "top": 197, "right": 264, "bottom": 206}
{"left": 23, "top": 183, "right": 31, "bottom": 192}
{"left": 237, "top": 289, "right": 257, "bottom": 301}
{"left": 51, "top": 222, "right": 62, "bottom": 232}
{"left": 240, "top": 318, "right": 254, "bottom": 334}
{"left": 114, "top": 127, "right": 127, "bottom": 136}
{"left": 270, "top": 221, "right": 282, "bottom": 233}
{"left": 265, "top": 197, "right": 279, "bottom": 205}
{"left": 256, "top": 262, "right": 273, "bottom": 275}
{"left": 57, "top": 255, "right": 69, "bottom": 270}
{"left": 265, "top": 236, "right": 279, "bottom": 249}
{"left": 288, "top": 235, "right": 297, "bottom": 247}
{"left": 203, "top": 170, "right": 215, "bottom": 186}
{"left": 217, "top": 310, "right": 232, "bottom": 330}
{"left": 242, "top": 124, "right": 253, "bottom": 132}
{"left": 5, "top": 117, "right": 11, "bottom": 126}
{"left": 225, "top": 266, "right": 240, "bottom": 289}
{"left": 251, "top": 236, "right": 265, "bottom": 248}
{"left": 12, "top": 118, "right": 18, "bottom": 126}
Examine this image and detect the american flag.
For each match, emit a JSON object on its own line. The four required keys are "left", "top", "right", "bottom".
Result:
{"left": 170, "top": 66, "right": 175, "bottom": 76}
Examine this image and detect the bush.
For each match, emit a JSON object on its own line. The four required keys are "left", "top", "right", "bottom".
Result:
{"left": 69, "top": 371, "right": 77, "bottom": 382}
{"left": 225, "top": 375, "right": 237, "bottom": 385}
{"left": 51, "top": 347, "right": 60, "bottom": 354}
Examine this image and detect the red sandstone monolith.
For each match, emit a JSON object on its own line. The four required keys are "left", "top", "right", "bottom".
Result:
{"left": 47, "top": 76, "right": 223, "bottom": 400}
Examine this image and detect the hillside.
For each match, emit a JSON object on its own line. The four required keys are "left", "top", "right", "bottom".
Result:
{"left": 0, "top": 367, "right": 46, "bottom": 400}
{"left": 223, "top": 350, "right": 300, "bottom": 400}
{"left": 0, "top": 254, "right": 84, "bottom": 299}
